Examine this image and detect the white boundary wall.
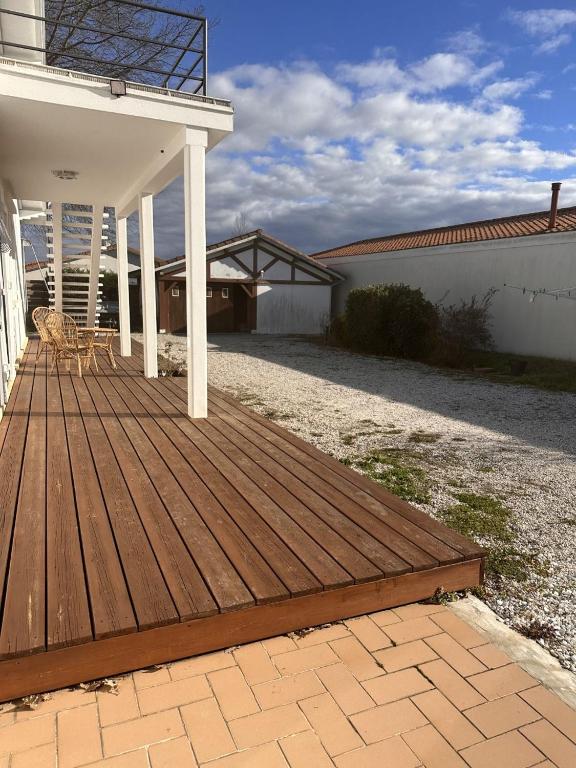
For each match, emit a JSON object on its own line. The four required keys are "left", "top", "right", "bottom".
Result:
{"left": 0, "top": 179, "right": 27, "bottom": 413}
{"left": 328, "top": 231, "right": 576, "bottom": 361}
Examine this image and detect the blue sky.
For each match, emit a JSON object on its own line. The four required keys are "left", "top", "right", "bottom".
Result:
{"left": 148, "top": 1, "right": 576, "bottom": 257}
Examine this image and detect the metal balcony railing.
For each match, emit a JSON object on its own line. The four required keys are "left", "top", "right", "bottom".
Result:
{"left": 0, "top": 0, "right": 208, "bottom": 95}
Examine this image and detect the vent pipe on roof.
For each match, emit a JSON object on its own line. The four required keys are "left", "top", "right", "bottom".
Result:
{"left": 548, "top": 182, "right": 562, "bottom": 230}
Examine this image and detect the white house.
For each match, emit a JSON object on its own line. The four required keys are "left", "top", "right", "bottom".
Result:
{"left": 155, "top": 230, "right": 343, "bottom": 335}
{"left": 0, "top": 0, "right": 234, "bottom": 418}
{"left": 314, "top": 187, "right": 576, "bottom": 361}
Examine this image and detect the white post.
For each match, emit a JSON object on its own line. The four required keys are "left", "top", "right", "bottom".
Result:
{"left": 138, "top": 192, "right": 157, "bottom": 377}
{"left": 87, "top": 204, "right": 103, "bottom": 327}
{"left": 51, "top": 201, "right": 63, "bottom": 312}
{"left": 116, "top": 215, "right": 131, "bottom": 356}
{"left": 184, "top": 140, "right": 208, "bottom": 418}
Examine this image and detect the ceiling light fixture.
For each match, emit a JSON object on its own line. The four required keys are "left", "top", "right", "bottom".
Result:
{"left": 51, "top": 170, "right": 79, "bottom": 181}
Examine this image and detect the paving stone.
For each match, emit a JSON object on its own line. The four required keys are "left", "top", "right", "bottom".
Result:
{"left": 411, "top": 689, "right": 483, "bottom": 750}
{"left": 363, "top": 667, "right": 432, "bottom": 705}
{"left": 181, "top": 698, "right": 235, "bottom": 763}
{"left": 229, "top": 703, "right": 309, "bottom": 750}
{"left": 252, "top": 670, "right": 325, "bottom": 709}
{"left": 14, "top": 688, "right": 96, "bottom": 722}
{"left": 402, "top": 724, "right": 467, "bottom": 768}
{"left": 59, "top": 704, "right": 102, "bottom": 768}
{"left": 169, "top": 651, "right": 235, "bottom": 681}
{"left": 465, "top": 694, "right": 541, "bottom": 737}
{"left": 137, "top": 675, "right": 211, "bottom": 716}
{"left": 98, "top": 677, "right": 140, "bottom": 727}
{"left": 375, "top": 639, "right": 437, "bottom": 672}
{"left": 520, "top": 719, "right": 576, "bottom": 768}
{"left": 418, "top": 659, "right": 485, "bottom": 710}
{"left": 520, "top": 685, "right": 576, "bottom": 743}
{"left": 316, "top": 662, "right": 375, "bottom": 714}
{"left": 262, "top": 636, "right": 297, "bottom": 655}
{"left": 460, "top": 730, "right": 544, "bottom": 768}
{"left": 468, "top": 664, "right": 538, "bottom": 700}
{"left": 424, "top": 632, "right": 487, "bottom": 676}
{"left": 334, "top": 735, "right": 420, "bottom": 768}
{"left": 273, "top": 643, "right": 339, "bottom": 676}
{"left": 369, "top": 609, "right": 402, "bottom": 627}
{"left": 344, "top": 616, "right": 392, "bottom": 651}
{"left": 299, "top": 693, "right": 363, "bottom": 756}
{"left": 10, "top": 743, "right": 56, "bottom": 768}
{"left": 351, "top": 698, "right": 428, "bottom": 744}
{"left": 279, "top": 730, "right": 333, "bottom": 768}
{"left": 148, "top": 736, "right": 197, "bottom": 767}
{"left": 330, "top": 636, "right": 385, "bottom": 680}
{"left": 103, "top": 709, "right": 184, "bottom": 757}
{"left": 392, "top": 604, "right": 448, "bottom": 620}
{"left": 208, "top": 666, "right": 260, "bottom": 720}
{"left": 294, "top": 624, "right": 351, "bottom": 648}
{"left": 233, "top": 643, "right": 279, "bottom": 685}
{"left": 132, "top": 667, "right": 171, "bottom": 690}
{"left": 202, "top": 741, "right": 288, "bottom": 768}
{"left": 0, "top": 715, "right": 54, "bottom": 756}
{"left": 470, "top": 643, "right": 511, "bottom": 669}
{"left": 384, "top": 617, "right": 443, "bottom": 645}
{"left": 430, "top": 612, "right": 486, "bottom": 648}
{"left": 86, "top": 752, "right": 149, "bottom": 767}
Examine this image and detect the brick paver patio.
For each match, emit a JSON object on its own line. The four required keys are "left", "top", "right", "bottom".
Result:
{"left": 0, "top": 603, "right": 574, "bottom": 767}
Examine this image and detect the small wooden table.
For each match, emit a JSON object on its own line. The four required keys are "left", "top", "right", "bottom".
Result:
{"left": 83, "top": 327, "right": 118, "bottom": 371}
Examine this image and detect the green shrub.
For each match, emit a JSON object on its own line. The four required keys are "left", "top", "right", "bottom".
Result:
{"left": 343, "top": 283, "right": 438, "bottom": 360}
{"left": 435, "top": 289, "right": 496, "bottom": 367}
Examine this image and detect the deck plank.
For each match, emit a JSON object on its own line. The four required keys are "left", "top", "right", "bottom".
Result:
{"left": 46, "top": 364, "right": 92, "bottom": 650}
{"left": 0, "top": 349, "right": 46, "bottom": 658}
{"left": 101, "top": 360, "right": 290, "bottom": 605}
{"left": 94, "top": 365, "right": 253, "bottom": 613}
{"left": 0, "top": 347, "right": 34, "bottom": 610}
{"left": 58, "top": 373, "right": 137, "bottom": 640}
{"left": 81, "top": 373, "right": 217, "bottom": 621}
{"left": 110, "top": 357, "right": 321, "bottom": 598}
{"left": 71, "top": 371, "right": 179, "bottom": 630}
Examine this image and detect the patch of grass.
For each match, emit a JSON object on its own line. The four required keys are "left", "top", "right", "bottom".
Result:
{"left": 438, "top": 492, "right": 548, "bottom": 583}
{"left": 471, "top": 349, "right": 576, "bottom": 394}
{"left": 352, "top": 449, "right": 432, "bottom": 504}
{"left": 409, "top": 431, "right": 442, "bottom": 444}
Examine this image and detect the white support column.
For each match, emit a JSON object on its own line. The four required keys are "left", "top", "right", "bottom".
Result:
{"left": 138, "top": 192, "right": 158, "bottom": 378}
{"left": 184, "top": 139, "right": 208, "bottom": 418}
{"left": 116, "top": 215, "right": 131, "bottom": 357}
{"left": 87, "top": 204, "right": 103, "bottom": 327}
{"left": 51, "top": 201, "right": 63, "bottom": 312}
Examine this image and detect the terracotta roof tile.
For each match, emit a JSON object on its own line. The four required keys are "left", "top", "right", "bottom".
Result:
{"left": 313, "top": 206, "right": 576, "bottom": 260}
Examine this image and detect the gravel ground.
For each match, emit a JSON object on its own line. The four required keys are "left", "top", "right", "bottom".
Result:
{"left": 144, "top": 332, "right": 576, "bottom": 672}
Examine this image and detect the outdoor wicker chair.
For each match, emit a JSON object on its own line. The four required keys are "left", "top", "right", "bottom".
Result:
{"left": 83, "top": 327, "right": 118, "bottom": 371}
{"left": 44, "top": 311, "right": 95, "bottom": 377}
{"left": 31, "top": 306, "right": 55, "bottom": 361}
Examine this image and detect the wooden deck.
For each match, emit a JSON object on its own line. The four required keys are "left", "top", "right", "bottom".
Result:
{"left": 0, "top": 339, "right": 484, "bottom": 702}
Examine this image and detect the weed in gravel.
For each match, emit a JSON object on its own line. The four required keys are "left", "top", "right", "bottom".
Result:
{"left": 352, "top": 449, "right": 432, "bottom": 504}
{"left": 561, "top": 516, "right": 576, "bottom": 526}
{"left": 409, "top": 431, "right": 442, "bottom": 444}
{"left": 438, "top": 492, "right": 549, "bottom": 583}
{"left": 341, "top": 433, "right": 355, "bottom": 446}
{"left": 515, "top": 618, "right": 559, "bottom": 641}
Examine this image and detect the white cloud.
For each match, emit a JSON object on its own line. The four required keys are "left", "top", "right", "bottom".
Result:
{"left": 446, "top": 28, "right": 487, "bottom": 56}
{"left": 481, "top": 75, "right": 539, "bottom": 102}
{"left": 149, "top": 50, "right": 576, "bottom": 258}
{"left": 508, "top": 8, "right": 576, "bottom": 53}
{"left": 535, "top": 89, "right": 553, "bottom": 100}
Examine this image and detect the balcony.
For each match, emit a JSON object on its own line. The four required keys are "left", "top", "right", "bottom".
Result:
{"left": 0, "top": 0, "right": 209, "bottom": 95}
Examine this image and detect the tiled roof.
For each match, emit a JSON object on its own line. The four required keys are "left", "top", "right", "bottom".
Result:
{"left": 313, "top": 206, "right": 576, "bottom": 260}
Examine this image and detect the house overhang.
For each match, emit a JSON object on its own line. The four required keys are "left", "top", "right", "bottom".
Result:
{"left": 0, "top": 57, "right": 233, "bottom": 212}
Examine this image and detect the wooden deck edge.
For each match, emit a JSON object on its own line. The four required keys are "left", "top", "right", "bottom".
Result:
{"left": 0, "top": 559, "right": 482, "bottom": 703}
